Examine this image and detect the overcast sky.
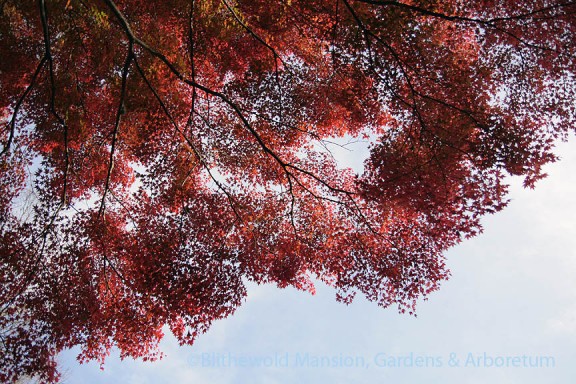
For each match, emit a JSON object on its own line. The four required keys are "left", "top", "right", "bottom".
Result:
{"left": 58, "top": 138, "right": 576, "bottom": 383}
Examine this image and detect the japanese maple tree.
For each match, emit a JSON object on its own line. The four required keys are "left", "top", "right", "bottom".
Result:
{"left": 1, "top": 0, "right": 576, "bottom": 381}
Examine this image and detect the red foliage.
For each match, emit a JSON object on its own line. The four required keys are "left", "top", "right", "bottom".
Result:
{"left": 1, "top": 0, "right": 576, "bottom": 381}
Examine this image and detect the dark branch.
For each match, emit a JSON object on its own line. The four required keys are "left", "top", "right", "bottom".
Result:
{"left": 99, "top": 43, "right": 133, "bottom": 217}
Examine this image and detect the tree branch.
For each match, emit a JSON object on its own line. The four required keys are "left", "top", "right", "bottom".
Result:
{"left": 98, "top": 43, "right": 133, "bottom": 217}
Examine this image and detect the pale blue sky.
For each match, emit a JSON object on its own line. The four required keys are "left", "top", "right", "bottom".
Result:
{"left": 58, "top": 139, "right": 576, "bottom": 383}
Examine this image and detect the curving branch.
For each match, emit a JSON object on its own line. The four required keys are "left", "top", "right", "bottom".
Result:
{"left": 354, "top": 0, "right": 576, "bottom": 58}
{"left": 102, "top": 0, "right": 359, "bottom": 204}
{"left": 98, "top": 43, "right": 133, "bottom": 217}
{"left": 131, "top": 56, "right": 245, "bottom": 222}
{"left": 1, "top": 58, "right": 47, "bottom": 157}
{"left": 355, "top": 0, "right": 576, "bottom": 23}
{"left": 221, "top": 0, "right": 287, "bottom": 69}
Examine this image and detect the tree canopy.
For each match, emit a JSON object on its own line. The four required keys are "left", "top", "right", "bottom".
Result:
{"left": 1, "top": 0, "right": 576, "bottom": 381}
